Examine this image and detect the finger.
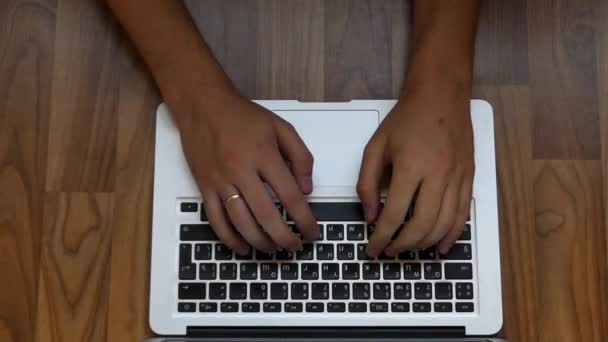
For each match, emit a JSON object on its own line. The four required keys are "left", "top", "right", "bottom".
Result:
{"left": 260, "top": 153, "right": 319, "bottom": 242}
{"left": 366, "top": 170, "right": 419, "bottom": 258}
{"left": 385, "top": 178, "right": 447, "bottom": 255}
{"left": 357, "top": 136, "right": 387, "bottom": 223}
{"left": 439, "top": 178, "right": 473, "bottom": 254}
{"left": 238, "top": 172, "right": 303, "bottom": 251}
{"left": 221, "top": 184, "right": 276, "bottom": 253}
{"left": 202, "top": 191, "right": 249, "bottom": 255}
{"left": 273, "top": 118, "right": 314, "bottom": 195}
{"left": 417, "top": 178, "right": 460, "bottom": 249}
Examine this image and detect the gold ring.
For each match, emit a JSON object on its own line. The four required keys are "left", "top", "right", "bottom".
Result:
{"left": 223, "top": 193, "right": 242, "bottom": 205}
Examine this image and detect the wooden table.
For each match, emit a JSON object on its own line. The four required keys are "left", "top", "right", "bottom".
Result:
{"left": 1, "top": 1, "right": 607, "bottom": 341}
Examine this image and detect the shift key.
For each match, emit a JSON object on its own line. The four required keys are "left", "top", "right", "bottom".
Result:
{"left": 180, "top": 224, "right": 218, "bottom": 241}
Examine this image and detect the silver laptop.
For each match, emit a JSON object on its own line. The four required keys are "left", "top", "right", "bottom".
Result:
{"left": 146, "top": 100, "right": 506, "bottom": 342}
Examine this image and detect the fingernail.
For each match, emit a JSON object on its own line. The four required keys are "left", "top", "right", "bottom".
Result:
{"left": 238, "top": 246, "right": 250, "bottom": 255}
{"left": 365, "top": 208, "right": 375, "bottom": 223}
{"left": 384, "top": 248, "right": 396, "bottom": 257}
{"left": 302, "top": 176, "right": 313, "bottom": 193}
{"left": 438, "top": 243, "right": 451, "bottom": 254}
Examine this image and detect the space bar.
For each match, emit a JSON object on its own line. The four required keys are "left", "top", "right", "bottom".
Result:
{"left": 309, "top": 202, "right": 365, "bottom": 222}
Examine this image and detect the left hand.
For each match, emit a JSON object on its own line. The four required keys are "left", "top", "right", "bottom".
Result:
{"left": 358, "top": 86, "right": 475, "bottom": 257}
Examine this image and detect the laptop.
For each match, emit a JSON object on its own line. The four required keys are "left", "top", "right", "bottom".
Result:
{"left": 146, "top": 100, "right": 506, "bottom": 342}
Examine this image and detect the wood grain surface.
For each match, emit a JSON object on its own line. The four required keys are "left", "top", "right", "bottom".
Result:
{"left": 1, "top": 1, "right": 607, "bottom": 341}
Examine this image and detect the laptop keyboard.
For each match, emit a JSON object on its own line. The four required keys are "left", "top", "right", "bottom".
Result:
{"left": 176, "top": 201, "right": 476, "bottom": 314}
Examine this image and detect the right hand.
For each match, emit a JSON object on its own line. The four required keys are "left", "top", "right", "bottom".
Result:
{"left": 169, "top": 89, "right": 318, "bottom": 255}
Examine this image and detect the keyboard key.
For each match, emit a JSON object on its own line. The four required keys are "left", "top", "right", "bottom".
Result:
{"left": 456, "top": 282, "right": 474, "bottom": 299}
{"left": 178, "top": 302, "right": 196, "bottom": 312}
{"left": 178, "top": 283, "right": 205, "bottom": 299}
{"left": 413, "top": 302, "right": 432, "bottom": 312}
{"left": 291, "top": 283, "right": 309, "bottom": 300}
{"left": 347, "top": 224, "right": 365, "bottom": 240}
{"left": 296, "top": 244, "right": 314, "bottom": 260}
{"left": 435, "top": 282, "right": 453, "bottom": 299}
{"left": 434, "top": 302, "right": 453, "bottom": 313}
{"left": 263, "top": 302, "right": 281, "bottom": 312}
{"left": 200, "top": 204, "right": 207, "bottom": 221}
{"left": 332, "top": 283, "right": 350, "bottom": 300}
{"left": 391, "top": 302, "right": 410, "bottom": 312}
{"left": 199, "top": 302, "right": 217, "bottom": 312}
{"left": 316, "top": 244, "right": 335, "bottom": 260}
{"left": 316, "top": 224, "right": 324, "bottom": 240}
{"left": 220, "top": 302, "right": 239, "bottom": 312}
{"left": 348, "top": 302, "right": 367, "bottom": 313}
{"left": 301, "top": 263, "right": 320, "bottom": 280}
{"left": 235, "top": 249, "right": 253, "bottom": 260}
{"left": 255, "top": 250, "right": 274, "bottom": 260}
{"left": 209, "top": 283, "right": 227, "bottom": 299}
{"left": 229, "top": 283, "right": 247, "bottom": 300}
{"left": 363, "top": 263, "right": 381, "bottom": 280}
{"left": 242, "top": 302, "right": 260, "bottom": 313}
{"left": 270, "top": 283, "right": 288, "bottom": 300}
{"left": 440, "top": 243, "right": 472, "bottom": 260}
{"left": 215, "top": 244, "right": 233, "bottom": 260}
{"left": 373, "top": 283, "right": 391, "bottom": 300}
{"left": 179, "top": 244, "right": 192, "bottom": 265}
{"left": 180, "top": 202, "right": 198, "bottom": 212}
{"left": 398, "top": 250, "right": 416, "bottom": 260}
{"left": 456, "top": 302, "right": 475, "bottom": 312}
{"left": 219, "top": 263, "right": 237, "bottom": 280}
{"left": 280, "top": 263, "right": 298, "bottom": 280}
{"left": 250, "top": 283, "right": 268, "bottom": 299}
{"left": 180, "top": 224, "right": 218, "bottom": 241}
{"left": 370, "top": 302, "right": 389, "bottom": 312}
{"left": 342, "top": 263, "right": 360, "bottom": 280}
{"left": 240, "top": 263, "right": 258, "bottom": 280}
{"left": 445, "top": 263, "right": 473, "bottom": 279}
{"left": 194, "top": 244, "right": 212, "bottom": 260}
{"left": 379, "top": 251, "right": 395, "bottom": 260}
{"left": 357, "top": 244, "right": 370, "bottom": 260}
{"left": 306, "top": 302, "right": 324, "bottom": 313}
{"left": 394, "top": 283, "right": 412, "bottom": 299}
{"left": 353, "top": 283, "right": 371, "bottom": 299}
{"left": 309, "top": 202, "right": 365, "bottom": 221}
{"left": 327, "top": 302, "right": 346, "bottom": 312}
{"left": 459, "top": 223, "right": 471, "bottom": 240}
{"left": 383, "top": 263, "right": 401, "bottom": 279}
{"left": 403, "top": 263, "right": 422, "bottom": 279}
{"left": 260, "top": 263, "right": 278, "bottom": 280}
{"left": 337, "top": 244, "right": 355, "bottom": 260}
{"left": 199, "top": 263, "right": 216, "bottom": 280}
{"left": 322, "top": 263, "right": 339, "bottom": 280}
{"left": 367, "top": 224, "right": 375, "bottom": 239}
{"left": 418, "top": 247, "right": 437, "bottom": 260}
{"left": 414, "top": 283, "right": 432, "bottom": 300}
{"left": 312, "top": 283, "right": 329, "bottom": 299}
{"left": 285, "top": 302, "right": 303, "bottom": 312}
{"left": 276, "top": 249, "right": 294, "bottom": 260}
{"left": 424, "top": 263, "right": 442, "bottom": 280}
{"left": 326, "top": 224, "right": 345, "bottom": 240}
{"left": 179, "top": 264, "right": 196, "bottom": 280}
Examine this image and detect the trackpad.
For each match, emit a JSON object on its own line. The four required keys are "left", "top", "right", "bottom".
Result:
{"left": 274, "top": 110, "right": 379, "bottom": 188}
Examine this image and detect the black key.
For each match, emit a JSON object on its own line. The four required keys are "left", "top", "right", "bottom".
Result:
{"left": 180, "top": 202, "right": 198, "bottom": 212}
{"left": 199, "top": 263, "right": 216, "bottom": 280}
{"left": 235, "top": 249, "right": 253, "bottom": 260}
{"left": 263, "top": 302, "right": 281, "bottom": 312}
{"left": 379, "top": 251, "right": 395, "bottom": 260}
{"left": 383, "top": 263, "right": 401, "bottom": 279}
{"left": 370, "top": 302, "right": 389, "bottom": 312}
{"left": 424, "top": 263, "right": 442, "bottom": 280}
{"left": 373, "top": 283, "right": 391, "bottom": 300}
{"left": 240, "top": 263, "right": 258, "bottom": 280}
{"left": 180, "top": 224, "right": 218, "bottom": 241}
{"left": 403, "top": 263, "right": 422, "bottom": 279}
{"left": 285, "top": 302, "right": 303, "bottom": 312}
{"left": 291, "top": 283, "right": 309, "bottom": 300}
{"left": 347, "top": 224, "right": 365, "bottom": 240}
{"left": 280, "top": 263, "right": 298, "bottom": 280}
{"left": 250, "top": 283, "right": 268, "bottom": 300}
{"left": 316, "top": 224, "right": 324, "bottom": 240}
{"left": 322, "top": 263, "right": 340, "bottom": 280}
{"left": 229, "top": 283, "right": 247, "bottom": 300}
{"left": 316, "top": 244, "right": 334, "bottom": 260}
{"left": 434, "top": 302, "right": 453, "bottom": 313}
{"left": 215, "top": 244, "right": 233, "bottom": 260}
{"left": 363, "top": 263, "right": 381, "bottom": 280}
{"left": 276, "top": 249, "right": 294, "bottom": 260}
{"left": 353, "top": 283, "right": 371, "bottom": 299}
{"left": 328, "top": 302, "right": 346, "bottom": 312}
{"left": 414, "top": 282, "right": 432, "bottom": 300}
{"left": 309, "top": 202, "right": 364, "bottom": 221}
{"left": 256, "top": 250, "right": 274, "bottom": 260}
{"left": 456, "top": 302, "right": 475, "bottom": 312}
{"left": 178, "top": 283, "right": 205, "bottom": 299}
{"left": 179, "top": 264, "right": 196, "bottom": 280}
{"left": 455, "top": 282, "right": 474, "bottom": 299}
{"left": 459, "top": 223, "right": 471, "bottom": 240}
{"left": 179, "top": 244, "right": 192, "bottom": 265}
{"left": 200, "top": 204, "right": 208, "bottom": 221}
{"left": 260, "top": 263, "right": 278, "bottom": 280}
{"left": 296, "top": 244, "right": 314, "bottom": 260}
{"left": 301, "top": 263, "right": 320, "bottom": 280}
{"left": 220, "top": 302, "right": 238, "bottom": 313}
{"left": 337, "top": 244, "right": 355, "bottom": 260}
{"left": 398, "top": 250, "right": 416, "bottom": 260}
{"left": 394, "top": 283, "right": 412, "bottom": 299}
{"left": 367, "top": 224, "right": 375, "bottom": 239}
{"left": 332, "top": 283, "right": 350, "bottom": 300}
{"left": 413, "top": 302, "right": 432, "bottom": 312}
{"left": 348, "top": 302, "right": 367, "bottom": 312}
{"left": 219, "top": 263, "right": 237, "bottom": 280}
{"left": 435, "top": 282, "right": 453, "bottom": 299}
{"left": 391, "top": 302, "right": 410, "bottom": 312}
{"left": 445, "top": 263, "right": 473, "bottom": 279}
{"left": 270, "top": 283, "right": 288, "bottom": 300}
{"left": 306, "top": 302, "right": 324, "bottom": 313}
{"left": 326, "top": 224, "right": 344, "bottom": 240}
{"left": 311, "top": 283, "right": 330, "bottom": 299}
{"left": 178, "top": 302, "right": 195, "bottom": 312}
{"left": 209, "top": 283, "right": 227, "bottom": 299}
{"left": 357, "top": 244, "right": 370, "bottom": 260}
{"left": 440, "top": 243, "right": 472, "bottom": 260}
{"left": 418, "top": 247, "right": 437, "bottom": 260}
{"left": 199, "top": 302, "right": 217, "bottom": 312}
{"left": 342, "top": 263, "right": 360, "bottom": 280}
{"left": 194, "top": 244, "right": 212, "bottom": 260}
{"left": 242, "top": 302, "right": 260, "bottom": 313}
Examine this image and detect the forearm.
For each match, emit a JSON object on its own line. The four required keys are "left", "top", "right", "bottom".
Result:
{"left": 404, "top": 0, "right": 480, "bottom": 97}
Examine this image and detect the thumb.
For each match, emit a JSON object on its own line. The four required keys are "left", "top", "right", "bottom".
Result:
{"left": 273, "top": 118, "right": 314, "bottom": 194}
{"left": 357, "top": 136, "right": 386, "bottom": 223}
